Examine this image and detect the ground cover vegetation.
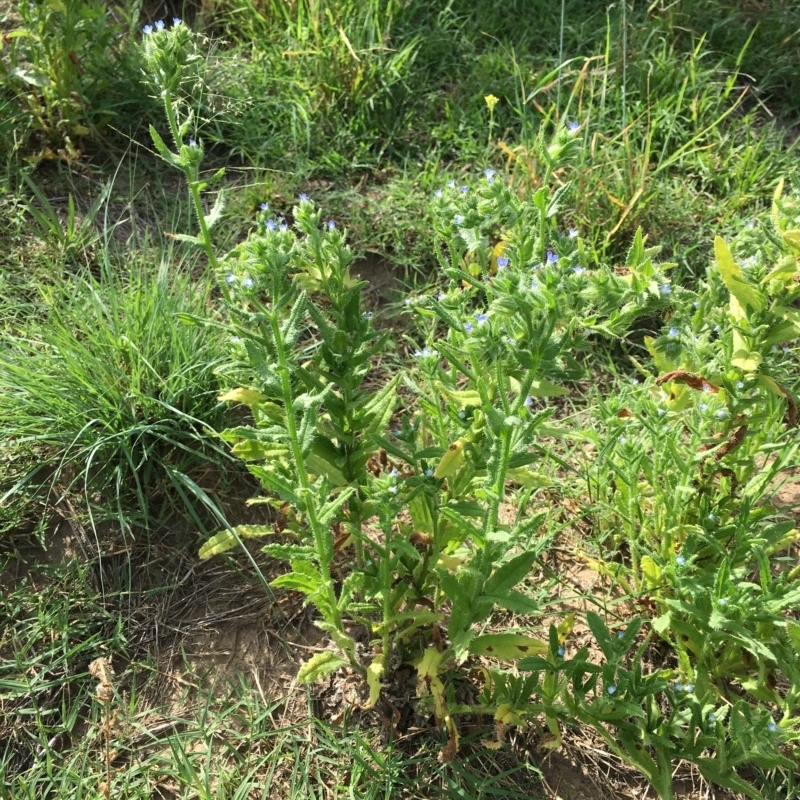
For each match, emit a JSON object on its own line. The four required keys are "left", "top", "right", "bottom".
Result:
{"left": 1, "top": 1, "right": 799, "bottom": 798}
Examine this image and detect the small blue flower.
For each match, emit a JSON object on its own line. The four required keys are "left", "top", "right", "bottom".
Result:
{"left": 453, "top": 215, "right": 464, "bottom": 225}
{"left": 414, "top": 347, "right": 437, "bottom": 359}
{"left": 657, "top": 408, "right": 666, "bottom": 417}
{"left": 567, "top": 120, "right": 580, "bottom": 132}
{"left": 676, "top": 555, "right": 686, "bottom": 567}
{"left": 363, "top": 311, "right": 373, "bottom": 319}
{"left": 447, "top": 180, "right": 456, "bottom": 189}
{"left": 708, "top": 712, "right": 717, "bottom": 722}
{"left": 607, "top": 685, "right": 618, "bottom": 695}
{"left": 484, "top": 168, "right": 496, "bottom": 183}
{"left": 693, "top": 300, "right": 700, "bottom": 309}
{"left": 716, "top": 409, "right": 728, "bottom": 419}
{"left": 155, "top": 19, "right": 165, "bottom": 30}
{"left": 463, "top": 322, "right": 474, "bottom": 333}
{"left": 460, "top": 185, "right": 469, "bottom": 194}
{"left": 708, "top": 513, "right": 717, "bottom": 523}
{"left": 631, "top": 378, "right": 639, "bottom": 385}
{"left": 684, "top": 683, "right": 694, "bottom": 693}
{"left": 674, "top": 682, "right": 684, "bottom": 692}
{"left": 767, "top": 722, "right": 778, "bottom": 733}
{"left": 474, "top": 312, "right": 488, "bottom": 325}
{"left": 616, "top": 629, "right": 626, "bottom": 639}
{"left": 717, "top": 598, "right": 728, "bottom": 607}
{"left": 530, "top": 278, "right": 538, "bottom": 291}
{"left": 668, "top": 327, "right": 679, "bottom": 339}
{"left": 660, "top": 283, "right": 672, "bottom": 295}
{"left": 568, "top": 227, "right": 579, "bottom": 238}
{"left": 458, "top": 410, "right": 466, "bottom": 419}
{"left": 327, "top": 219, "right": 336, "bottom": 230}
{"left": 524, "top": 395, "right": 533, "bottom": 408}
{"left": 424, "top": 468, "right": 434, "bottom": 477}
{"left": 188, "top": 138, "right": 197, "bottom": 147}
{"left": 735, "top": 380, "right": 745, "bottom": 390}
{"left": 260, "top": 202, "right": 269, "bottom": 211}
{"left": 557, "top": 645, "right": 566, "bottom": 657}
{"left": 242, "top": 277, "right": 254, "bottom": 288}
{"left": 437, "top": 291, "right": 446, "bottom": 301}
{"left": 699, "top": 402, "right": 708, "bottom": 412}
{"left": 496, "top": 256, "right": 509, "bottom": 270}
{"left": 143, "top": 23, "right": 153, "bottom": 34}
{"left": 389, "top": 485, "right": 398, "bottom": 495}
{"left": 265, "top": 219, "right": 277, "bottom": 230}
{"left": 389, "top": 468, "right": 399, "bottom": 478}
{"left": 172, "top": 17, "right": 182, "bottom": 26}
{"left": 702, "top": 383, "right": 711, "bottom": 393}
{"left": 572, "top": 266, "right": 585, "bottom": 276}
{"left": 225, "top": 273, "right": 236, "bottom": 284}
{"left": 298, "top": 193, "right": 309, "bottom": 202}
{"left": 619, "top": 435, "right": 627, "bottom": 444}
{"left": 546, "top": 250, "right": 559, "bottom": 264}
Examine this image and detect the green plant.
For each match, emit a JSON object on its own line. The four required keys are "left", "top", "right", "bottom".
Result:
{"left": 134, "top": 15, "right": 800, "bottom": 799}
{"left": 0, "top": 0, "right": 126, "bottom": 158}
{"left": 0, "top": 260, "right": 232, "bottom": 534}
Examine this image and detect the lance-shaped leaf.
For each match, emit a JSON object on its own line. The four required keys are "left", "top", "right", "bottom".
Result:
{"left": 714, "top": 236, "right": 765, "bottom": 314}
{"left": 297, "top": 651, "right": 348, "bottom": 685}
{"left": 364, "top": 653, "right": 386, "bottom": 708}
{"left": 199, "top": 524, "right": 273, "bottom": 560}
{"left": 204, "top": 189, "right": 226, "bottom": 230}
{"left": 469, "top": 633, "right": 548, "bottom": 659}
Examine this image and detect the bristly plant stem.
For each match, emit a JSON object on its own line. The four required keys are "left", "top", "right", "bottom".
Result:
{"left": 160, "top": 88, "right": 221, "bottom": 273}
{"left": 269, "top": 309, "right": 347, "bottom": 638}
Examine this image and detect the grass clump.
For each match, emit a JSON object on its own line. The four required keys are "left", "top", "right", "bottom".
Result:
{"left": 0, "top": 260, "right": 231, "bottom": 535}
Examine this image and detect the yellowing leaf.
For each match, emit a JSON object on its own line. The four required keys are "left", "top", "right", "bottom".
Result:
{"left": 557, "top": 613, "right": 576, "bottom": 643}
{"left": 731, "top": 329, "right": 761, "bottom": 372}
{"left": 198, "top": 525, "right": 272, "bottom": 560}
{"left": 714, "top": 236, "right": 765, "bottom": 314}
{"left": 781, "top": 229, "right": 800, "bottom": 253}
{"left": 494, "top": 702, "right": 522, "bottom": 726}
{"left": 435, "top": 381, "right": 483, "bottom": 407}
{"left": 489, "top": 239, "right": 508, "bottom": 275}
{"left": 364, "top": 654, "right": 386, "bottom": 708}
{"left": 218, "top": 387, "right": 266, "bottom": 406}
{"left": 469, "top": 633, "right": 548, "bottom": 659}
{"left": 297, "top": 651, "right": 348, "bottom": 685}
{"left": 640, "top": 555, "right": 662, "bottom": 588}
{"left": 506, "top": 467, "right": 553, "bottom": 488}
{"left": 434, "top": 438, "right": 467, "bottom": 479}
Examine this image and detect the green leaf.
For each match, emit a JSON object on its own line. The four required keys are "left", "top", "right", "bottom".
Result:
{"left": 484, "top": 551, "right": 538, "bottom": 596}
{"left": 527, "top": 378, "right": 569, "bottom": 398}
{"left": 297, "top": 651, "right": 348, "bottom": 685}
{"left": 788, "top": 621, "right": 800, "bottom": 657}
{"left": 171, "top": 232, "right": 202, "bottom": 246}
{"left": 586, "top": 611, "right": 616, "bottom": 660}
{"left": 204, "top": 189, "right": 226, "bottom": 230}
{"left": 714, "top": 236, "right": 765, "bottom": 314}
{"left": 149, "top": 125, "right": 181, "bottom": 168}
{"left": 485, "top": 590, "right": 542, "bottom": 615}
